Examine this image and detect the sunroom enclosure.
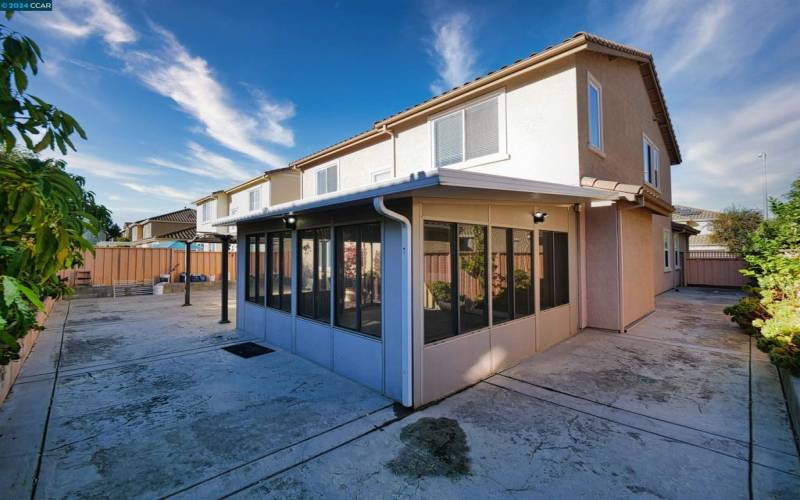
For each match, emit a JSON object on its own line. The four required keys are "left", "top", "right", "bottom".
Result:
{"left": 234, "top": 184, "right": 584, "bottom": 407}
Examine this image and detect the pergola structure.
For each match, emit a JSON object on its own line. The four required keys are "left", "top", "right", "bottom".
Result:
{"left": 179, "top": 232, "right": 235, "bottom": 324}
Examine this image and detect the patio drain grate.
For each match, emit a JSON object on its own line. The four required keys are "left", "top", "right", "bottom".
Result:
{"left": 222, "top": 342, "right": 274, "bottom": 358}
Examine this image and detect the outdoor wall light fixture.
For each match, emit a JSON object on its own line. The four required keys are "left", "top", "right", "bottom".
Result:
{"left": 283, "top": 215, "right": 297, "bottom": 229}
{"left": 533, "top": 211, "right": 548, "bottom": 224}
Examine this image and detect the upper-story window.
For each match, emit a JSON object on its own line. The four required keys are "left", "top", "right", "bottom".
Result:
{"left": 432, "top": 93, "right": 504, "bottom": 168}
{"left": 315, "top": 163, "right": 339, "bottom": 195}
{"left": 587, "top": 73, "right": 603, "bottom": 152}
{"left": 643, "top": 135, "right": 660, "bottom": 189}
{"left": 371, "top": 168, "right": 392, "bottom": 183}
{"left": 201, "top": 202, "right": 212, "bottom": 223}
{"left": 248, "top": 188, "right": 261, "bottom": 212}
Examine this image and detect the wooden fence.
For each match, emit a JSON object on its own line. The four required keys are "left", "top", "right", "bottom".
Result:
{"left": 60, "top": 247, "right": 237, "bottom": 286}
{"left": 685, "top": 251, "right": 748, "bottom": 288}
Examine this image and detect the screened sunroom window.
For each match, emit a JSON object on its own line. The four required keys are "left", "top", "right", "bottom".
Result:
{"left": 491, "top": 228, "right": 534, "bottom": 325}
{"left": 335, "top": 223, "right": 382, "bottom": 337}
{"left": 423, "top": 221, "right": 488, "bottom": 344}
{"left": 267, "top": 231, "right": 292, "bottom": 312}
{"left": 539, "top": 230, "right": 569, "bottom": 310}
{"left": 245, "top": 234, "right": 266, "bottom": 305}
{"left": 433, "top": 96, "right": 500, "bottom": 167}
{"left": 298, "top": 227, "right": 332, "bottom": 322}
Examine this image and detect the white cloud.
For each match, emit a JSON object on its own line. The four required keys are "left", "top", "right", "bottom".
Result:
{"left": 429, "top": 12, "right": 477, "bottom": 95}
{"left": 122, "top": 182, "right": 199, "bottom": 203}
{"left": 251, "top": 89, "right": 296, "bottom": 147}
{"left": 122, "top": 25, "right": 291, "bottom": 168}
{"left": 612, "top": 0, "right": 789, "bottom": 82}
{"left": 146, "top": 142, "right": 255, "bottom": 182}
{"left": 674, "top": 83, "right": 800, "bottom": 209}
{"left": 58, "top": 152, "right": 156, "bottom": 181}
{"left": 29, "top": 0, "right": 137, "bottom": 46}
{"left": 30, "top": 3, "right": 295, "bottom": 170}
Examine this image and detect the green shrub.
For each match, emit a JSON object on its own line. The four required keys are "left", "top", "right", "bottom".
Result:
{"left": 724, "top": 295, "right": 764, "bottom": 335}
{"left": 0, "top": 152, "right": 100, "bottom": 364}
{"left": 726, "top": 179, "right": 800, "bottom": 374}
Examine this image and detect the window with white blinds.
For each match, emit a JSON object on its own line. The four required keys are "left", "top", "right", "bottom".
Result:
{"left": 315, "top": 164, "right": 338, "bottom": 195}
{"left": 434, "top": 112, "right": 463, "bottom": 167}
{"left": 248, "top": 188, "right": 261, "bottom": 211}
{"left": 465, "top": 97, "right": 499, "bottom": 160}
{"left": 433, "top": 95, "right": 501, "bottom": 168}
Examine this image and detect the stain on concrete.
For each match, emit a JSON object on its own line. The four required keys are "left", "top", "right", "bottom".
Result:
{"left": 626, "top": 484, "right": 667, "bottom": 499}
{"left": 67, "top": 315, "right": 124, "bottom": 326}
{"left": 62, "top": 335, "right": 123, "bottom": 365}
{"left": 386, "top": 417, "right": 470, "bottom": 478}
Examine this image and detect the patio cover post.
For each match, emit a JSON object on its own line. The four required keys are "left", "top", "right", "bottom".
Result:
{"left": 183, "top": 240, "right": 192, "bottom": 306}
{"left": 219, "top": 235, "right": 230, "bottom": 324}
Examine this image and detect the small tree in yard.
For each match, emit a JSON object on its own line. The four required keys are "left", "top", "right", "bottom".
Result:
{"left": 725, "top": 179, "right": 800, "bottom": 373}
{"left": 710, "top": 206, "right": 763, "bottom": 256}
{"left": 0, "top": 13, "right": 106, "bottom": 365}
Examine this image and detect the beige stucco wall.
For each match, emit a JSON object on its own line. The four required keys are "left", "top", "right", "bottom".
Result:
{"left": 653, "top": 214, "right": 674, "bottom": 294}
{"left": 412, "top": 197, "right": 578, "bottom": 406}
{"left": 621, "top": 205, "right": 656, "bottom": 327}
{"left": 301, "top": 137, "right": 393, "bottom": 197}
{"left": 270, "top": 171, "right": 302, "bottom": 205}
{"left": 575, "top": 52, "right": 673, "bottom": 204}
{"left": 584, "top": 204, "right": 621, "bottom": 330}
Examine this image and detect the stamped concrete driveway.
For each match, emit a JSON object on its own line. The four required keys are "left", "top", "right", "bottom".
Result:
{"left": 1, "top": 288, "right": 798, "bottom": 499}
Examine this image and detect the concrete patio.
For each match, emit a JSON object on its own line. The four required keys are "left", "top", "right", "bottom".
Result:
{"left": 1, "top": 288, "right": 798, "bottom": 498}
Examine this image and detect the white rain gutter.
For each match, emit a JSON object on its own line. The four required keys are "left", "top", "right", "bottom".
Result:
{"left": 372, "top": 196, "right": 412, "bottom": 408}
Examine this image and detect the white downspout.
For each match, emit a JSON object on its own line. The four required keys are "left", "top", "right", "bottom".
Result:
{"left": 373, "top": 196, "right": 412, "bottom": 407}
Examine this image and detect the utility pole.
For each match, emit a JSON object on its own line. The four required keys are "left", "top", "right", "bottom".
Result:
{"left": 758, "top": 152, "right": 768, "bottom": 219}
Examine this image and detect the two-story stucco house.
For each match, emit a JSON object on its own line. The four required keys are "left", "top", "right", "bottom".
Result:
{"left": 205, "top": 33, "right": 687, "bottom": 408}
{"left": 193, "top": 170, "right": 302, "bottom": 249}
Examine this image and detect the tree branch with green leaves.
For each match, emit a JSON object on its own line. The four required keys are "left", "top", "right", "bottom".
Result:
{"left": 0, "top": 11, "right": 86, "bottom": 154}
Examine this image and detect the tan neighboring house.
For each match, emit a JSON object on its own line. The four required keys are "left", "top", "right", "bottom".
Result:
{"left": 201, "top": 32, "right": 689, "bottom": 408}
{"left": 193, "top": 171, "right": 302, "bottom": 250}
{"left": 122, "top": 208, "right": 197, "bottom": 247}
{"left": 672, "top": 205, "right": 724, "bottom": 251}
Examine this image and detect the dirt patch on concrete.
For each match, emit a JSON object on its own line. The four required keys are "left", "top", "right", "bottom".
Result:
{"left": 67, "top": 315, "right": 124, "bottom": 326}
{"left": 386, "top": 417, "right": 470, "bottom": 478}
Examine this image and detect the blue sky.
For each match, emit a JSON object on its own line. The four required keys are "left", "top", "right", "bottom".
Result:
{"left": 14, "top": 0, "right": 800, "bottom": 224}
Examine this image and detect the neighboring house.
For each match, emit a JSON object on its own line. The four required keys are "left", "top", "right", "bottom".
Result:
{"left": 193, "top": 171, "right": 302, "bottom": 250}
{"left": 672, "top": 205, "right": 724, "bottom": 251}
{"left": 122, "top": 208, "right": 197, "bottom": 248}
{"left": 204, "top": 32, "right": 687, "bottom": 408}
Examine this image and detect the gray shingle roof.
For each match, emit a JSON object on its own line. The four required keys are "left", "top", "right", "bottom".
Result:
{"left": 673, "top": 205, "right": 720, "bottom": 221}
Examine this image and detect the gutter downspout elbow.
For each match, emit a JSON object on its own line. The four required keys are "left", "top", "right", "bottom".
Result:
{"left": 373, "top": 196, "right": 412, "bottom": 408}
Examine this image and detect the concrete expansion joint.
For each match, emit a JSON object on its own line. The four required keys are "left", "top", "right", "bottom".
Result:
{"left": 486, "top": 374, "right": 754, "bottom": 464}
